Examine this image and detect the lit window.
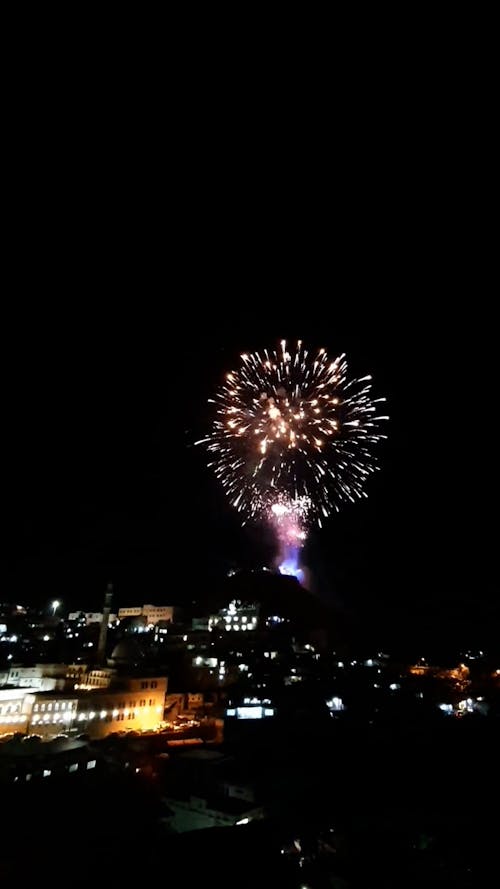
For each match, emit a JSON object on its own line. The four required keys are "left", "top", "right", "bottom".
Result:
{"left": 100, "top": 710, "right": 107, "bottom": 719}
{"left": 69, "top": 763, "right": 78, "bottom": 773}
{"left": 86, "top": 760, "right": 96, "bottom": 770}
{"left": 43, "top": 769, "right": 51, "bottom": 777}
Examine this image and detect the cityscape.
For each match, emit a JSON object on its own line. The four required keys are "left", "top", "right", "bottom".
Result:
{"left": 1, "top": 580, "right": 499, "bottom": 886}
{"left": 2, "top": 325, "right": 498, "bottom": 889}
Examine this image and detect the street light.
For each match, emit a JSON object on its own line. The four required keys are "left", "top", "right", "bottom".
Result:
{"left": 51, "top": 600, "right": 61, "bottom": 616}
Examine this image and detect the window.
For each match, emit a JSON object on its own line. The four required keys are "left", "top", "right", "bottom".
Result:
{"left": 69, "top": 763, "right": 78, "bottom": 773}
{"left": 117, "top": 713, "right": 124, "bottom": 721}
{"left": 86, "top": 760, "right": 96, "bottom": 770}
{"left": 140, "top": 699, "right": 146, "bottom": 707}
{"left": 141, "top": 681, "right": 148, "bottom": 689}
{"left": 149, "top": 699, "right": 153, "bottom": 706}
{"left": 151, "top": 681, "right": 157, "bottom": 689}
{"left": 43, "top": 769, "right": 51, "bottom": 778}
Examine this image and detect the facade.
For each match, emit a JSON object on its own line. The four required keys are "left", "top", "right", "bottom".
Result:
{"left": 209, "top": 600, "right": 260, "bottom": 633}
{"left": 67, "top": 611, "right": 118, "bottom": 625}
{"left": 0, "top": 737, "right": 100, "bottom": 784}
{"left": 118, "top": 604, "right": 175, "bottom": 626}
{"left": 165, "top": 794, "right": 264, "bottom": 832}
{"left": 30, "top": 676, "right": 168, "bottom": 739}
{"left": 74, "top": 668, "right": 115, "bottom": 689}
{"left": 1, "top": 665, "right": 64, "bottom": 690}
{"left": 0, "top": 666, "right": 168, "bottom": 741}
{"left": 0, "top": 688, "right": 36, "bottom": 734}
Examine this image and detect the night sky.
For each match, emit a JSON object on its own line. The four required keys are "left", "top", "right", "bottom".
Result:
{"left": 1, "top": 102, "right": 497, "bottom": 647}
{"left": 2, "top": 283, "right": 497, "bottom": 642}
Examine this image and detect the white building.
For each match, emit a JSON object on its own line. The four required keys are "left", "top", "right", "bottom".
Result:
{"left": 67, "top": 612, "right": 118, "bottom": 625}
{"left": 0, "top": 666, "right": 168, "bottom": 741}
{"left": 1, "top": 664, "right": 66, "bottom": 691}
{"left": 209, "top": 600, "right": 259, "bottom": 633}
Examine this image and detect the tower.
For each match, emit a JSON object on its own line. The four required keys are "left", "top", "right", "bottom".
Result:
{"left": 97, "top": 582, "right": 113, "bottom": 664}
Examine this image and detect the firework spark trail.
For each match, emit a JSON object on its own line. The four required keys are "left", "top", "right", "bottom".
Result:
{"left": 196, "top": 340, "right": 388, "bottom": 537}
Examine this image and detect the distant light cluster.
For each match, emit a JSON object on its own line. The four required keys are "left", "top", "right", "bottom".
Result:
{"left": 197, "top": 340, "right": 388, "bottom": 529}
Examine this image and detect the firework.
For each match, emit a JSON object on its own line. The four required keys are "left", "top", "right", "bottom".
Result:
{"left": 197, "top": 339, "right": 388, "bottom": 529}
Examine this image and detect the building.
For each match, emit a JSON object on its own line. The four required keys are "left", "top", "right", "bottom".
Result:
{"left": 209, "top": 599, "right": 260, "bottom": 633}
{"left": 0, "top": 688, "right": 36, "bottom": 734}
{"left": 1, "top": 664, "right": 66, "bottom": 690}
{"left": 0, "top": 736, "right": 101, "bottom": 784}
{"left": 164, "top": 749, "right": 264, "bottom": 831}
{"left": 118, "top": 604, "right": 175, "bottom": 626}
{"left": 67, "top": 611, "right": 118, "bottom": 625}
{"left": 165, "top": 794, "right": 265, "bottom": 832}
{"left": 30, "top": 675, "right": 168, "bottom": 739}
{"left": 0, "top": 664, "right": 168, "bottom": 741}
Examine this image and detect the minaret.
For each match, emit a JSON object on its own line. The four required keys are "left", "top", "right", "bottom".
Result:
{"left": 97, "top": 583, "right": 113, "bottom": 665}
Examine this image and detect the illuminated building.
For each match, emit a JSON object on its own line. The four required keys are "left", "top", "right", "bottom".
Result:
{"left": 118, "top": 604, "right": 175, "bottom": 626}
{"left": 208, "top": 600, "right": 260, "bottom": 633}
{"left": 0, "top": 688, "right": 35, "bottom": 733}
{"left": 67, "top": 611, "right": 118, "bottom": 625}
{"left": 0, "top": 667, "right": 168, "bottom": 740}
{"left": 1, "top": 664, "right": 65, "bottom": 691}
{"left": 30, "top": 676, "right": 168, "bottom": 739}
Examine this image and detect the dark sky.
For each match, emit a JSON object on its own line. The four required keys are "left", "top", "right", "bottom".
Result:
{"left": 2, "top": 288, "right": 497, "bottom": 636}
{"left": 1, "top": 76, "right": 497, "bottom": 646}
